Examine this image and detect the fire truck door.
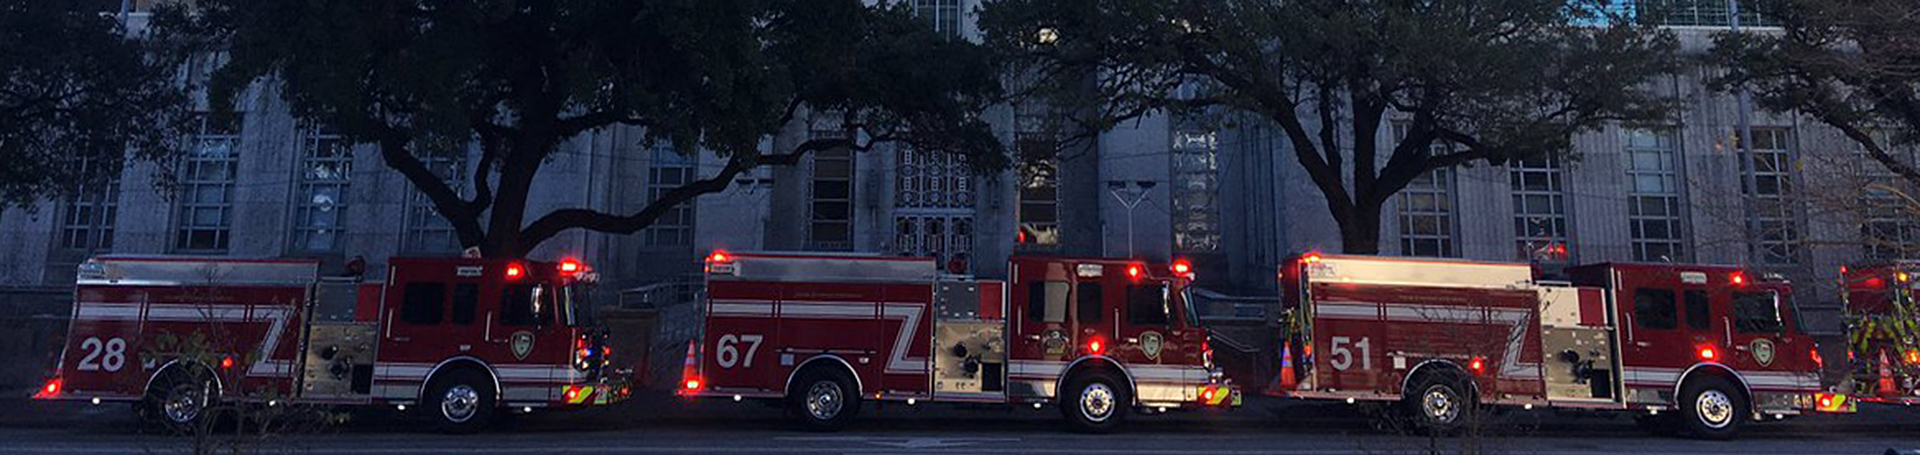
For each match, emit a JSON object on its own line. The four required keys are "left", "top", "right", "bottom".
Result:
{"left": 494, "top": 281, "right": 568, "bottom": 395}
{"left": 1117, "top": 279, "right": 1190, "bottom": 402}
{"left": 1619, "top": 285, "right": 1688, "bottom": 393}
{"left": 1727, "top": 289, "right": 1811, "bottom": 387}
{"left": 1011, "top": 278, "right": 1072, "bottom": 397}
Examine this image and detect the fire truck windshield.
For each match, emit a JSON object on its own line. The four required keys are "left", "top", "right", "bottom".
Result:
{"left": 562, "top": 283, "right": 594, "bottom": 327}
{"left": 1181, "top": 286, "right": 1203, "bottom": 328}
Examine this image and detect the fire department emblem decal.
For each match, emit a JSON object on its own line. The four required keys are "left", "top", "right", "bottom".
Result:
{"left": 1140, "top": 331, "right": 1165, "bottom": 360}
{"left": 1751, "top": 338, "right": 1775, "bottom": 366}
{"left": 510, "top": 331, "right": 535, "bottom": 360}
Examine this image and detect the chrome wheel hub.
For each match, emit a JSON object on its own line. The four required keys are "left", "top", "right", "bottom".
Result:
{"left": 1080, "top": 383, "right": 1116, "bottom": 422}
{"left": 1422, "top": 385, "right": 1460, "bottom": 425}
{"left": 441, "top": 384, "right": 480, "bottom": 423}
{"left": 806, "top": 381, "right": 843, "bottom": 421}
{"left": 163, "top": 383, "right": 206, "bottom": 424}
{"left": 1696, "top": 389, "right": 1734, "bottom": 429}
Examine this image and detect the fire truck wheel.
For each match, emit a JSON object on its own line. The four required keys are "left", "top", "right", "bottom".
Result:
{"left": 789, "top": 367, "right": 861, "bottom": 431}
{"left": 426, "top": 369, "right": 497, "bottom": 433}
{"left": 1060, "top": 370, "right": 1129, "bottom": 433}
{"left": 142, "top": 367, "right": 217, "bottom": 430}
{"left": 1678, "top": 375, "right": 1746, "bottom": 440}
{"left": 1403, "top": 374, "right": 1473, "bottom": 435}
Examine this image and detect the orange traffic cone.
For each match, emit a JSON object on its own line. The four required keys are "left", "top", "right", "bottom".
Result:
{"left": 1267, "top": 343, "right": 1296, "bottom": 396}
{"left": 1878, "top": 350, "right": 1898, "bottom": 397}
{"left": 679, "top": 340, "right": 702, "bottom": 395}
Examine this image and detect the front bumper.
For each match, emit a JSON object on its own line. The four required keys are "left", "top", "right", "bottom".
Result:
{"left": 1199, "top": 383, "right": 1241, "bottom": 407}
{"left": 561, "top": 380, "right": 632, "bottom": 406}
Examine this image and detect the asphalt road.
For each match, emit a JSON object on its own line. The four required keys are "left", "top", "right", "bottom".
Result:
{"left": 3, "top": 393, "right": 1919, "bottom": 454}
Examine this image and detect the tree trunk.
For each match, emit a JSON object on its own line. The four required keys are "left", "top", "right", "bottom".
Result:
{"left": 1336, "top": 200, "right": 1384, "bottom": 255}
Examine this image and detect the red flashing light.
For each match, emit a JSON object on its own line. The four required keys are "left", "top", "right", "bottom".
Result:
{"left": 37, "top": 378, "right": 61, "bottom": 398}
{"left": 505, "top": 264, "right": 525, "bottom": 280}
{"left": 1172, "top": 261, "right": 1192, "bottom": 275}
{"left": 1906, "top": 349, "right": 1920, "bottom": 365}
{"left": 1698, "top": 346, "right": 1718, "bottom": 361}
{"left": 1303, "top": 253, "right": 1323, "bottom": 264}
{"left": 577, "top": 338, "right": 588, "bottom": 350}
{"left": 559, "top": 260, "right": 582, "bottom": 273}
{"left": 1840, "top": 265, "right": 1850, "bottom": 275}
{"left": 578, "top": 348, "right": 594, "bottom": 359}
{"left": 1088, "top": 338, "right": 1106, "bottom": 356}
{"left": 1126, "top": 265, "right": 1142, "bottom": 280}
{"left": 684, "top": 379, "right": 702, "bottom": 391}
{"left": 566, "top": 388, "right": 580, "bottom": 400}
{"left": 708, "top": 251, "right": 731, "bottom": 263}
{"left": 1730, "top": 272, "right": 1747, "bottom": 286}
{"left": 1468, "top": 357, "right": 1486, "bottom": 374}
{"left": 1865, "top": 277, "right": 1887, "bottom": 289}
{"left": 1820, "top": 395, "right": 1834, "bottom": 409}
{"left": 220, "top": 356, "right": 235, "bottom": 370}
{"left": 1202, "top": 388, "right": 1217, "bottom": 402}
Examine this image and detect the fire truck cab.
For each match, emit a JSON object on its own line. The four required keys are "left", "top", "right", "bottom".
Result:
{"left": 1276, "top": 255, "right": 1842, "bottom": 439}
{"left": 1840, "top": 262, "right": 1920, "bottom": 404}
{"left": 685, "top": 252, "right": 1238, "bottom": 432}
{"left": 35, "top": 255, "right": 626, "bottom": 432}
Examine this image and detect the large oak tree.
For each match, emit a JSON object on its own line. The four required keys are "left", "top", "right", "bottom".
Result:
{"left": 1714, "top": 0, "right": 1920, "bottom": 189}
{"left": 0, "top": 0, "right": 190, "bottom": 208}
{"left": 158, "top": 0, "right": 1004, "bottom": 258}
{"left": 982, "top": 0, "right": 1677, "bottom": 254}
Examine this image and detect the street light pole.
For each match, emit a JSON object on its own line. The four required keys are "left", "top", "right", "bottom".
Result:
{"left": 1107, "top": 180, "right": 1155, "bottom": 258}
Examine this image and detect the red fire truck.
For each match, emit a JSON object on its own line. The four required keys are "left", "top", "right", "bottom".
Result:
{"left": 1839, "top": 262, "right": 1920, "bottom": 404}
{"left": 1273, "top": 254, "right": 1847, "bottom": 439}
{"left": 681, "top": 252, "right": 1239, "bottom": 431}
{"left": 33, "top": 255, "right": 627, "bottom": 432}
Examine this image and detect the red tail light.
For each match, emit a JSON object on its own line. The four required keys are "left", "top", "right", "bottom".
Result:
{"left": 559, "top": 260, "right": 582, "bottom": 273}
{"left": 34, "top": 378, "right": 61, "bottom": 399}
{"left": 505, "top": 264, "right": 525, "bottom": 280}
{"left": 1172, "top": 261, "right": 1192, "bottom": 275}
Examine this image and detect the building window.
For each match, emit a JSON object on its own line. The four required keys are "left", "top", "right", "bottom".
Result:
{"left": 1741, "top": 128, "right": 1799, "bottom": 264}
{"left": 1399, "top": 168, "right": 1458, "bottom": 258}
{"left": 1626, "top": 128, "right": 1688, "bottom": 262}
{"left": 59, "top": 179, "right": 119, "bottom": 252}
{"left": 1171, "top": 127, "right": 1221, "bottom": 252}
{"left": 644, "top": 144, "right": 697, "bottom": 247}
{"left": 894, "top": 145, "right": 974, "bottom": 265}
{"left": 913, "top": 0, "right": 962, "bottom": 39}
{"left": 1631, "top": 0, "right": 1777, "bottom": 27}
{"left": 1511, "top": 157, "right": 1571, "bottom": 262}
{"left": 1859, "top": 130, "right": 1920, "bottom": 260}
{"left": 175, "top": 114, "right": 240, "bottom": 252}
{"left": 1015, "top": 105, "right": 1060, "bottom": 249}
{"left": 806, "top": 128, "right": 854, "bottom": 251}
{"left": 291, "top": 129, "right": 351, "bottom": 252}
{"left": 1393, "top": 123, "right": 1457, "bottom": 257}
{"left": 404, "top": 146, "right": 468, "bottom": 253}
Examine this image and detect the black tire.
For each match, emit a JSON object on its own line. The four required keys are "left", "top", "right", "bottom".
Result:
{"left": 141, "top": 366, "right": 218, "bottom": 433}
{"left": 1677, "top": 375, "right": 1746, "bottom": 440}
{"left": 424, "top": 369, "right": 497, "bottom": 434}
{"left": 789, "top": 367, "right": 861, "bottom": 431}
{"left": 1059, "top": 370, "right": 1129, "bottom": 433}
{"left": 1402, "top": 371, "right": 1475, "bottom": 435}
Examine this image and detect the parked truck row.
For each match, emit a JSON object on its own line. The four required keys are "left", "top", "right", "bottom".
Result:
{"left": 37, "top": 251, "right": 1919, "bottom": 439}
